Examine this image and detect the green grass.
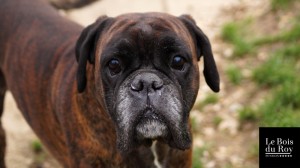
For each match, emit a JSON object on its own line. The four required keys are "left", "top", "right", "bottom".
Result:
{"left": 202, "top": 94, "right": 219, "bottom": 105}
{"left": 221, "top": 16, "right": 300, "bottom": 58}
{"left": 30, "top": 139, "right": 46, "bottom": 167}
{"left": 259, "top": 99, "right": 300, "bottom": 127}
{"left": 193, "top": 94, "right": 219, "bottom": 111}
{"left": 253, "top": 48, "right": 300, "bottom": 126}
{"left": 222, "top": 10, "right": 300, "bottom": 127}
{"left": 221, "top": 21, "right": 255, "bottom": 58}
{"left": 226, "top": 65, "right": 243, "bottom": 85}
{"left": 254, "top": 61, "right": 300, "bottom": 127}
{"left": 252, "top": 54, "right": 297, "bottom": 87}
{"left": 277, "top": 44, "right": 300, "bottom": 59}
{"left": 191, "top": 116, "right": 200, "bottom": 133}
{"left": 31, "top": 139, "right": 43, "bottom": 153}
{"left": 239, "top": 106, "right": 259, "bottom": 123}
{"left": 253, "top": 42, "right": 300, "bottom": 126}
{"left": 224, "top": 164, "right": 234, "bottom": 168}
{"left": 192, "top": 147, "right": 205, "bottom": 168}
{"left": 233, "top": 39, "right": 254, "bottom": 57}
{"left": 249, "top": 143, "right": 259, "bottom": 159}
{"left": 252, "top": 19, "right": 300, "bottom": 126}
{"left": 271, "top": 0, "right": 297, "bottom": 10}
{"left": 254, "top": 23, "right": 300, "bottom": 45}
{"left": 260, "top": 80, "right": 300, "bottom": 115}
{"left": 221, "top": 22, "right": 239, "bottom": 43}
{"left": 277, "top": 23, "right": 300, "bottom": 42}
{"left": 274, "top": 82, "right": 300, "bottom": 109}
{"left": 252, "top": 21, "right": 300, "bottom": 88}
{"left": 213, "top": 116, "right": 223, "bottom": 127}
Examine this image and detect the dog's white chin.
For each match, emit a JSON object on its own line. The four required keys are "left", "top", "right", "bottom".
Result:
{"left": 136, "top": 119, "right": 168, "bottom": 140}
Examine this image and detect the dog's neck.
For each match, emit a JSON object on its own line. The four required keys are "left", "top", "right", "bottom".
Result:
{"left": 67, "top": 64, "right": 120, "bottom": 166}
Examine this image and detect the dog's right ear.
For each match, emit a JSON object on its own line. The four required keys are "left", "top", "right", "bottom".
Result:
{"left": 76, "top": 16, "right": 112, "bottom": 93}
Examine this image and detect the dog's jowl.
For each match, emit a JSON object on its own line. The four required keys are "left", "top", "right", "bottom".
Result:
{"left": 0, "top": 0, "right": 219, "bottom": 167}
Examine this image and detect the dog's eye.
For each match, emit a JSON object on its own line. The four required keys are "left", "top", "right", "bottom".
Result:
{"left": 171, "top": 55, "right": 186, "bottom": 70}
{"left": 108, "top": 59, "right": 121, "bottom": 75}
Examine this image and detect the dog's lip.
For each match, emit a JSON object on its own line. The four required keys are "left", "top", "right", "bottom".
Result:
{"left": 141, "top": 109, "right": 192, "bottom": 150}
{"left": 142, "top": 108, "right": 163, "bottom": 122}
{"left": 134, "top": 108, "right": 169, "bottom": 139}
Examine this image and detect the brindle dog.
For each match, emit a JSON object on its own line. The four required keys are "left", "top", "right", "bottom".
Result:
{"left": 0, "top": 0, "right": 219, "bottom": 167}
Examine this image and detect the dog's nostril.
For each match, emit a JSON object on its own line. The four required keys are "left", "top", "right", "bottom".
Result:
{"left": 152, "top": 80, "right": 163, "bottom": 90}
{"left": 131, "top": 81, "right": 143, "bottom": 91}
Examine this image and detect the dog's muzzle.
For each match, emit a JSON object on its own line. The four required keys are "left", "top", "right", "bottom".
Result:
{"left": 114, "top": 70, "right": 191, "bottom": 153}
{"left": 131, "top": 73, "right": 169, "bottom": 141}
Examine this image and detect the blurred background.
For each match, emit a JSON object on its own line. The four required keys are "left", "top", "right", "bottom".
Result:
{"left": 3, "top": 0, "right": 300, "bottom": 167}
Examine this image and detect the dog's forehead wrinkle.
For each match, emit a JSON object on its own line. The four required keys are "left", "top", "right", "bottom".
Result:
{"left": 134, "top": 22, "right": 153, "bottom": 35}
{"left": 105, "top": 19, "right": 190, "bottom": 65}
{"left": 159, "top": 36, "right": 185, "bottom": 50}
{"left": 114, "top": 42, "right": 133, "bottom": 56}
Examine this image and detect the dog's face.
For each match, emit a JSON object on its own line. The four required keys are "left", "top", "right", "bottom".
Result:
{"left": 75, "top": 13, "right": 219, "bottom": 153}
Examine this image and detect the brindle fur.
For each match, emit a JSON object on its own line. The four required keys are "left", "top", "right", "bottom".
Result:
{"left": 0, "top": 0, "right": 219, "bottom": 167}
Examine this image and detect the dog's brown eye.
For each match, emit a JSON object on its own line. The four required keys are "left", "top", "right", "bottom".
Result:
{"left": 108, "top": 59, "right": 121, "bottom": 75}
{"left": 171, "top": 55, "right": 186, "bottom": 70}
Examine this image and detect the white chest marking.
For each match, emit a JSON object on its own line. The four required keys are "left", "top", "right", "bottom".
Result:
{"left": 151, "top": 141, "right": 163, "bottom": 168}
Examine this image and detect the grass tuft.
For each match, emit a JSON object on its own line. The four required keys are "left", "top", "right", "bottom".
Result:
{"left": 31, "top": 139, "right": 43, "bottom": 153}
{"left": 254, "top": 23, "right": 300, "bottom": 45}
{"left": 271, "top": 0, "right": 296, "bottom": 11}
{"left": 213, "top": 116, "right": 223, "bottom": 127}
{"left": 191, "top": 116, "right": 200, "bottom": 133}
{"left": 193, "top": 94, "right": 219, "bottom": 111}
{"left": 239, "top": 106, "right": 259, "bottom": 123}
{"left": 249, "top": 143, "right": 259, "bottom": 159}
{"left": 202, "top": 94, "right": 219, "bottom": 106}
{"left": 252, "top": 54, "right": 297, "bottom": 87}
{"left": 259, "top": 100, "right": 300, "bottom": 127}
{"left": 256, "top": 80, "right": 300, "bottom": 127}
{"left": 221, "top": 20, "right": 255, "bottom": 58}
{"left": 226, "top": 65, "right": 243, "bottom": 85}
{"left": 279, "top": 24, "right": 300, "bottom": 42}
{"left": 221, "top": 22, "right": 239, "bottom": 43}
{"left": 192, "top": 147, "right": 205, "bottom": 168}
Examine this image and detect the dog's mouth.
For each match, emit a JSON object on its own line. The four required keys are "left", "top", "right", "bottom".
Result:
{"left": 135, "top": 108, "right": 169, "bottom": 146}
{"left": 115, "top": 106, "right": 192, "bottom": 154}
{"left": 132, "top": 107, "right": 192, "bottom": 151}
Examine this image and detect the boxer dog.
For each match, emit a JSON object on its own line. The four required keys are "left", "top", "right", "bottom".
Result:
{"left": 0, "top": 0, "right": 219, "bottom": 167}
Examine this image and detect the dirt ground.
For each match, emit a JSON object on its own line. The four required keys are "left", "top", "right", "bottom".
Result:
{"left": 2, "top": 0, "right": 262, "bottom": 167}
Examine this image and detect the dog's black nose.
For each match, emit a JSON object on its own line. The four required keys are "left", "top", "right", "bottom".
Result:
{"left": 131, "top": 73, "right": 163, "bottom": 92}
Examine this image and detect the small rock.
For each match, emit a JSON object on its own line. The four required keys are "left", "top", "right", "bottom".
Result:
{"left": 218, "top": 117, "right": 238, "bottom": 135}
{"left": 214, "top": 146, "right": 227, "bottom": 161}
{"left": 206, "top": 161, "right": 216, "bottom": 168}
{"left": 229, "top": 103, "right": 242, "bottom": 113}
{"left": 223, "top": 48, "right": 233, "bottom": 58}
{"left": 230, "top": 155, "right": 243, "bottom": 165}
{"left": 203, "top": 127, "right": 216, "bottom": 137}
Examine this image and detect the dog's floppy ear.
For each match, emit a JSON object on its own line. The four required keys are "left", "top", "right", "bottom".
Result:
{"left": 179, "top": 15, "right": 220, "bottom": 92}
{"left": 76, "top": 16, "right": 112, "bottom": 93}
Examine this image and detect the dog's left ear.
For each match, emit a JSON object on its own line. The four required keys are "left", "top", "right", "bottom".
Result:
{"left": 179, "top": 15, "right": 220, "bottom": 92}
{"left": 76, "top": 16, "right": 113, "bottom": 93}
